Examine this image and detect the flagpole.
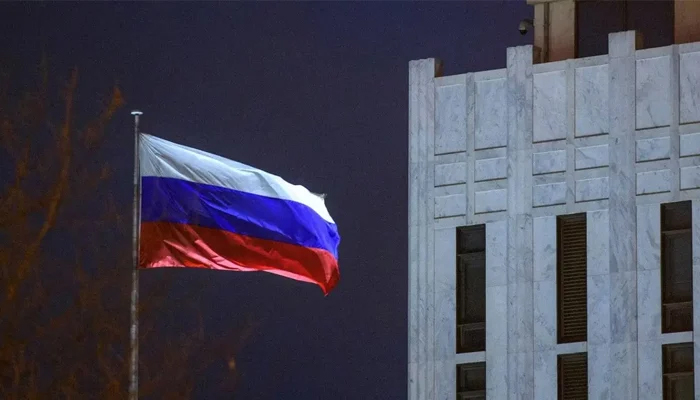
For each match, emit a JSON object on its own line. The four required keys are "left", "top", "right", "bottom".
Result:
{"left": 129, "top": 110, "right": 143, "bottom": 400}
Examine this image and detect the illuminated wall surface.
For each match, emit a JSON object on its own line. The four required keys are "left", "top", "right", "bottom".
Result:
{"left": 408, "top": 31, "right": 700, "bottom": 400}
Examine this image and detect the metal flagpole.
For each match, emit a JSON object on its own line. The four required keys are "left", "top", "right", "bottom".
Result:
{"left": 129, "top": 110, "right": 143, "bottom": 400}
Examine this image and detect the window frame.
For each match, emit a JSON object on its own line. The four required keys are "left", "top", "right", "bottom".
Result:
{"left": 456, "top": 225, "right": 486, "bottom": 354}
{"left": 663, "top": 342, "right": 695, "bottom": 400}
{"left": 456, "top": 362, "right": 486, "bottom": 400}
{"left": 557, "top": 213, "right": 588, "bottom": 344}
{"left": 557, "top": 352, "right": 588, "bottom": 400}
{"left": 661, "top": 201, "right": 693, "bottom": 334}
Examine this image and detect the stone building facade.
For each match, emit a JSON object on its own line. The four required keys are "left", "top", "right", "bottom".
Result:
{"left": 408, "top": 28, "right": 700, "bottom": 400}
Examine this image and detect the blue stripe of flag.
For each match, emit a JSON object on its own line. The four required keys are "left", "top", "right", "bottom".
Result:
{"left": 140, "top": 176, "right": 340, "bottom": 258}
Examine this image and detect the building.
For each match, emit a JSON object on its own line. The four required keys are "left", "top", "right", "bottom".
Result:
{"left": 407, "top": 1, "right": 700, "bottom": 399}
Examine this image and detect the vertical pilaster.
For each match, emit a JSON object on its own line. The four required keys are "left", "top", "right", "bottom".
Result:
{"left": 533, "top": 216, "right": 557, "bottom": 400}
{"left": 608, "top": 31, "right": 639, "bottom": 400}
{"left": 588, "top": 209, "right": 611, "bottom": 400}
{"left": 637, "top": 204, "right": 662, "bottom": 399}
{"left": 434, "top": 227, "right": 457, "bottom": 400}
{"left": 408, "top": 58, "right": 441, "bottom": 400}
{"left": 692, "top": 200, "right": 700, "bottom": 399}
{"left": 506, "top": 45, "right": 535, "bottom": 400}
{"left": 486, "top": 220, "right": 509, "bottom": 399}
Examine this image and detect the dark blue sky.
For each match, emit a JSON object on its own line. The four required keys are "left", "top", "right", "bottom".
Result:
{"left": 1, "top": 2, "right": 531, "bottom": 398}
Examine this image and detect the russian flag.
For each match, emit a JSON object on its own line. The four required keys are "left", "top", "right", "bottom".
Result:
{"left": 138, "top": 134, "right": 340, "bottom": 295}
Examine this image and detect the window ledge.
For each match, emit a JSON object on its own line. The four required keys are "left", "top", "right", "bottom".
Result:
{"left": 661, "top": 331, "right": 693, "bottom": 345}
{"left": 455, "top": 351, "right": 486, "bottom": 365}
{"left": 556, "top": 341, "right": 587, "bottom": 355}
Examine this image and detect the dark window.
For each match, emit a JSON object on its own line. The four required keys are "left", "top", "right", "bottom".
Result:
{"left": 557, "top": 213, "right": 587, "bottom": 344}
{"left": 456, "top": 225, "right": 485, "bottom": 353}
{"left": 663, "top": 343, "right": 694, "bottom": 400}
{"left": 662, "top": 201, "right": 693, "bottom": 333}
{"left": 576, "top": 0, "right": 674, "bottom": 58}
{"left": 558, "top": 352, "right": 588, "bottom": 400}
{"left": 457, "top": 362, "right": 485, "bottom": 400}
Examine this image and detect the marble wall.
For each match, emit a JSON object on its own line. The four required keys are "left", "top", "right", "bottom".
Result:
{"left": 408, "top": 30, "right": 700, "bottom": 400}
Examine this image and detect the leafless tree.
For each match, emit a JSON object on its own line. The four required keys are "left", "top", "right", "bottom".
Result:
{"left": 0, "top": 59, "right": 254, "bottom": 399}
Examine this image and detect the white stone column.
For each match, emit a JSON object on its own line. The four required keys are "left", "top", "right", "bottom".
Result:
{"left": 408, "top": 58, "right": 440, "bottom": 400}
{"left": 533, "top": 216, "right": 557, "bottom": 400}
{"left": 434, "top": 227, "right": 457, "bottom": 400}
{"left": 608, "top": 31, "right": 639, "bottom": 400}
{"left": 506, "top": 44, "right": 535, "bottom": 400}
{"left": 637, "top": 204, "right": 662, "bottom": 399}
{"left": 692, "top": 200, "right": 700, "bottom": 400}
{"left": 588, "top": 209, "right": 611, "bottom": 400}
{"left": 486, "top": 220, "right": 509, "bottom": 399}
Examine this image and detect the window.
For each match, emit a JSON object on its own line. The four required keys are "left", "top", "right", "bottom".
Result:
{"left": 576, "top": 0, "right": 674, "bottom": 58}
{"left": 456, "top": 362, "right": 485, "bottom": 400}
{"left": 558, "top": 352, "right": 588, "bottom": 400}
{"left": 557, "top": 213, "right": 587, "bottom": 344}
{"left": 662, "top": 201, "right": 693, "bottom": 333}
{"left": 663, "top": 343, "right": 694, "bottom": 400}
{"left": 456, "top": 225, "right": 485, "bottom": 353}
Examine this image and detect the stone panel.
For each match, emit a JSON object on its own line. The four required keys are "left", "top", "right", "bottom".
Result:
{"left": 508, "top": 214, "right": 533, "bottom": 283}
{"left": 610, "top": 271, "right": 637, "bottom": 343}
{"left": 475, "top": 189, "right": 507, "bottom": 213}
{"left": 475, "top": 157, "right": 507, "bottom": 182}
{"left": 533, "top": 216, "right": 557, "bottom": 282}
{"left": 533, "top": 350, "right": 557, "bottom": 400}
{"left": 636, "top": 169, "right": 672, "bottom": 195}
{"left": 435, "top": 360, "right": 455, "bottom": 400}
{"left": 508, "top": 351, "right": 535, "bottom": 400}
{"left": 588, "top": 274, "right": 611, "bottom": 346}
{"left": 533, "top": 182, "right": 567, "bottom": 207}
{"left": 435, "top": 83, "right": 467, "bottom": 154}
{"left": 636, "top": 56, "right": 671, "bottom": 129}
{"left": 433, "top": 228, "right": 456, "bottom": 361}
{"left": 575, "top": 177, "right": 609, "bottom": 202}
{"left": 680, "top": 51, "right": 700, "bottom": 124}
{"left": 533, "top": 281, "right": 556, "bottom": 351}
{"left": 679, "top": 132, "right": 700, "bottom": 157}
{"left": 587, "top": 209, "right": 610, "bottom": 276}
{"left": 575, "top": 64, "right": 609, "bottom": 136}
{"left": 533, "top": 217, "right": 556, "bottom": 357}
{"left": 575, "top": 144, "right": 609, "bottom": 170}
{"left": 434, "top": 162, "right": 466, "bottom": 187}
{"left": 637, "top": 269, "right": 661, "bottom": 342}
{"left": 434, "top": 194, "right": 466, "bottom": 218}
{"left": 681, "top": 165, "right": 700, "bottom": 190}
{"left": 486, "top": 220, "right": 508, "bottom": 288}
{"left": 636, "top": 137, "right": 670, "bottom": 162}
{"left": 475, "top": 78, "right": 507, "bottom": 149}
{"left": 637, "top": 204, "right": 661, "bottom": 272}
{"left": 637, "top": 341, "right": 662, "bottom": 400}
{"left": 610, "top": 341, "right": 638, "bottom": 399}
{"left": 486, "top": 285, "right": 508, "bottom": 399}
{"left": 534, "top": 70, "right": 567, "bottom": 142}
{"left": 588, "top": 344, "right": 612, "bottom": 400}
{"left": 532, "top": 150, "right": 567, "bottom": 175}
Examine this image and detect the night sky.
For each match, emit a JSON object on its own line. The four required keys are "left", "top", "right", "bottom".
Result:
{"left": 1, "top": 2, "right": 531, "bottom": 398}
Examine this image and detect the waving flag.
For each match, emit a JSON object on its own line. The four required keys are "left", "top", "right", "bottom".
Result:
{"left": 138, "top": 134, "right": 340, "bottom": 294}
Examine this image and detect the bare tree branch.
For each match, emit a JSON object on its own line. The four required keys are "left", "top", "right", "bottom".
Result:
{"left": 0, "top": 62, "right": 253, "bottom": 399}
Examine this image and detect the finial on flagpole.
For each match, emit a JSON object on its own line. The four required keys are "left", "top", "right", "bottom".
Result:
{"left": 131, "top": 110, "right": 143, "bottom": 134}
